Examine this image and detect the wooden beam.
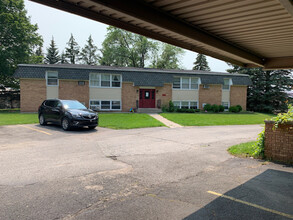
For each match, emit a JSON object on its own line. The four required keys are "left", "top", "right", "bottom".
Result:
{"left": 264, "top": 56, "right": 293, "bottom": 69}
{"left": 29, "top": 0, "right": 264, "bottom": 67}
{"left": 90, "top": 0, "right": 264, "bottom": 66}
{"left": 278, "top": 0, "right": 293, "bottom": 18}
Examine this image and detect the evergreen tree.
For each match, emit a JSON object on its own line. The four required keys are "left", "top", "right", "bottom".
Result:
{"left": 227, "top": 64, "right": 293, "bottom": 113}
{"left": 60, "top": 51, "right": 68, "bottom": 64}
{"left": 65, "top": 34, "right": 80, "bottom": 64}
{"left": 29, "top": 44, "right": 44, "bottom": 64}
{"left": 80, "top": 35, "right": 99, "bottom": 65}
{"left": 45, "top": 37, "right": 60, "bottom": 64}
{"left": 193, "top": 54, "right": 211, "bottom": 71}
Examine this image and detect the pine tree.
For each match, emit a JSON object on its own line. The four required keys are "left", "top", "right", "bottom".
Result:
{"left": 65, "top": 34, "right": 80, "bottom": 64}
{"left": 227, "top": 64, "right": 293, "bottom": 113}
{"left": 45, "top": 37, "right": 59, "bottom": 64}
{"left": 193, "top": 54, "right": 211, "bottom": 71}
{"left": 60, "top": 51, "right": 68, "bottom": 64}
{"left": 80, "top": 35, "right": 99, "bottom": 65}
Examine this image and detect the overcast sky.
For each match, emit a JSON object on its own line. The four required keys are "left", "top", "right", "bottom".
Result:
{"left": 24, "top": 0, "right": 230, "bottom": 72}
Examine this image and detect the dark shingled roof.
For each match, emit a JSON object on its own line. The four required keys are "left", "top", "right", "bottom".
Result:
{"left": 14, "top": 64, "right": 251, "bottom": 86}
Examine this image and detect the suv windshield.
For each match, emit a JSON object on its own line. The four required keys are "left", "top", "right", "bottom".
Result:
{"left": 61, "top": 100, "right": 87, "bottom": 110}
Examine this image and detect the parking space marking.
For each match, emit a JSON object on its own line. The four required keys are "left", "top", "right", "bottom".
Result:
{"left": 207, "top": 191, "right": 293, "bottom": 219}
{"left": 19, "top": 125, "right": 52, "bottom": 136}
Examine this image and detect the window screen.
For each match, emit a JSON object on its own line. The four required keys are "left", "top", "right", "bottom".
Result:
{"left": 89, "top": 73, "right": 100, "bottom": 87}
{"left": 173, "top": 77, "right": 180, "bottom": 89}
{"left": 46, "top": 72, "right": 58, "bottom": 86}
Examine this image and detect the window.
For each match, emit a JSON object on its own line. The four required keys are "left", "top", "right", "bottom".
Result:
{"left": 112, "top": 101, "right": 121, "bottom": 110}
{"left": 101, "top": 101, "right": 110, "bottom": 110}
{"left": 89, "top": 73, "right": 121, "bottom": 88}
{"left": 89, "top": 73, "right": 100, "bottom": 87}
{"left": 173, "top": 77, "right": 180, "bottom": 89}
{"left": 46, "top": 71, "right": 58, "bottom": 86}
{"left": 90, "top": 100, "right": 100, "bottom": 111}
{"left": 223, "top": 79, "right": 231, "bottom": 90}
{"left": 181, "top": 101, "right": 189, "bottom": 109}
{"left": 173, "top": 101, "right": 198, "bottom": 109}
{"left": 172, "top": 77, "right": 199, "bottom": 90}
{"left": 112, "top": 75, "right": 121, "bottom": 87}
{"left": 182, "top": 77, "right": 189, "bottom": 89}
{"left": 191, "top": 78, "right": 199, "bottom": 89}
{"left": 101, "top": 74, "right": 110, "bottom": 87}
{"left": 78, "top": 81, "right": 85, "bottom": 86}
{"left": 91, "top": 100, "right": 121, "bottom": 111}
{"left": 173, "top": 101, "right": 180, "bottom": 108}
{"left": 190, "top": 102, "right": 197, "bottom": 109}
{"left": 222, "top": 102, "right": 230, "bottom": 111}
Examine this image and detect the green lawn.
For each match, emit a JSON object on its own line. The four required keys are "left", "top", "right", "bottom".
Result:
{"left": 99, "top": 113, "right": 165, "bottom": 129}
{"left": 0, "top": 112, "right": 164, "bottom": 129}
{"left": 227, "top": 141, "right": 256, "bottom": 158}
{"left": 0, "top": 112, "right": 38, "bottom": 126}
{"left": 160, "top": 113, "right": 273, "bottom": 126}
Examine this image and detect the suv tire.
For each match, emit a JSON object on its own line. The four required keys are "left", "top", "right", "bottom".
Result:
{"left": 39, "top": 114, "right": 47, "bottom": 126}
{"left": 62, "top": 117, "right": 71, "bottom": 131}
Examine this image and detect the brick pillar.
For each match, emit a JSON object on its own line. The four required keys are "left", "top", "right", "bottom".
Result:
{"left": 264, "top": 121, "right": 293, "bottom": 164}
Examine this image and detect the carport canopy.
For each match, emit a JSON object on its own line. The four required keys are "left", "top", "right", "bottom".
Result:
{"left": 30, "top": 0, "right": 293, "bottom": 69}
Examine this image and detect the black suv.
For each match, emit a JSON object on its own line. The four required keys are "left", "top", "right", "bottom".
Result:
{"left": 38, "top": 99, "right": 98, "bottom": 130}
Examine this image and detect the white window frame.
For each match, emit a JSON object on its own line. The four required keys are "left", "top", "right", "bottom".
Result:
{"left": 222, "top": 101, "right": 230, "bottom": 111}
{"left": 223, "top": 78, "right": 232, "bottom": 91}
{"left": 173, "top": 77, "right": 200, "bottom": 90}
{"left": 173, "top": 100, "right": 199, "bottom": 109}
{"left": 89, "top": 100, "right": 101, "bottom": 111}
{"left": 89, "top": 99, "right": 122, "bottom": 111}
{"left": 89, "top": 73, "right": 122, "bottom": 88}
{"left": 46, "top": 71, "right": 58, "bottom": 86}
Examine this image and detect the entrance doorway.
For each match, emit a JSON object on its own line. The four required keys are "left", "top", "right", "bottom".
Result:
{"left": 139, "top": 89, "right": 155, "bottom": 108}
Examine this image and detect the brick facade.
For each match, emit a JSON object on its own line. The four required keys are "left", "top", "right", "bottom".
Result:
{"left": 264, "top": 121, "right": 293, "bottom": 164}
{"left": 59, "top": 80, "right": 89, "bottom": 107}
{"left": 230, "top": 85, "right": 247, "bottom": 110}
{"left": 20, "top": 79, "right": 46, "bottom": 112}
{"left": 122, "top": 82, "right": 139, "bottom": 112}
{"left": 198, "top": 85, "right": 222, "bottom": 109}
{"left": 156, "top": 83, "right": 172, "bottom": 108}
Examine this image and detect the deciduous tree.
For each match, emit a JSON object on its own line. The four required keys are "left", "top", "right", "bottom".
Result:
{"left": 0, "top": 0, "right": 43, "bottom": 89}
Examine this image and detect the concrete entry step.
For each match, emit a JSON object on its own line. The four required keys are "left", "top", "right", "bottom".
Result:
{"left": 137, "top": 108, "right": 162, "bottom": 113}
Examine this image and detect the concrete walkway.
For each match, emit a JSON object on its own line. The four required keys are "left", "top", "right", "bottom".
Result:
{"left": 149, "top": 113, "right": 183, "bottom": 128}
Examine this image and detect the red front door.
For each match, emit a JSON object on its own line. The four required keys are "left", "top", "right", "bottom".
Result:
{"left": 139, "top": 89, "right": 155, "bottom": 108}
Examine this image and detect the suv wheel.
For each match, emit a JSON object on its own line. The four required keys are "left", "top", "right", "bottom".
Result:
{"left": 39, "top": 114, "right": 47, "bottom": 126}
{"left": 62, "top": 117, "right": 71, "bottom": 131}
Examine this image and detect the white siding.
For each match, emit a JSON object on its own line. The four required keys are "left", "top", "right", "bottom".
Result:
{"left": 172, "top": 90, "right": 198, "bottom": 101}
{"left": 89, "top": 87, "right": 121, "bottom": 100}
{"left": 222, "top": 90, "right": 230, "bottom": 102}
{"left": 46, "top": 86, "right": 58, "bottom": 99}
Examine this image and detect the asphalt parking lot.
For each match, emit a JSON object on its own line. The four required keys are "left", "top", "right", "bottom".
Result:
{"left": 0, "top": 124, "right": 292, "bottom": 220}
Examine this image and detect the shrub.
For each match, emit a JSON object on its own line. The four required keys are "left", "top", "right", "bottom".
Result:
{"left": 219, "top": 105, "right": 225, "bottom": 112}
{"left": 272, "top": 104, "right": 293, "bottom": 129}
{"left": 229, "top": 105, "right": 242, "bottom": 113}
{"left": 236, "top": 105, "right": 242, "bottom": 112}
{"left": 211, "top": 104, "right": 220, "bottom": 113}
{"left": 162, "top": 105, "right": 168, "bottom": 112}
{"left": 176, "top": 108, "right": 196, "bottom": 113}
{"left": 203, "top": 104, "right": 212, "bottom": 112}
{"left": 252, "top": 129, "right": 265, "bottom": 158}
{"left": 168, "top": 101, "right": 175, "bottom": 112}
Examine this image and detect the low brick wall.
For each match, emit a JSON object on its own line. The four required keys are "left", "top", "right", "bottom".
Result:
{"left": 264, "top": 121, "right": 293, "bottom": 164}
